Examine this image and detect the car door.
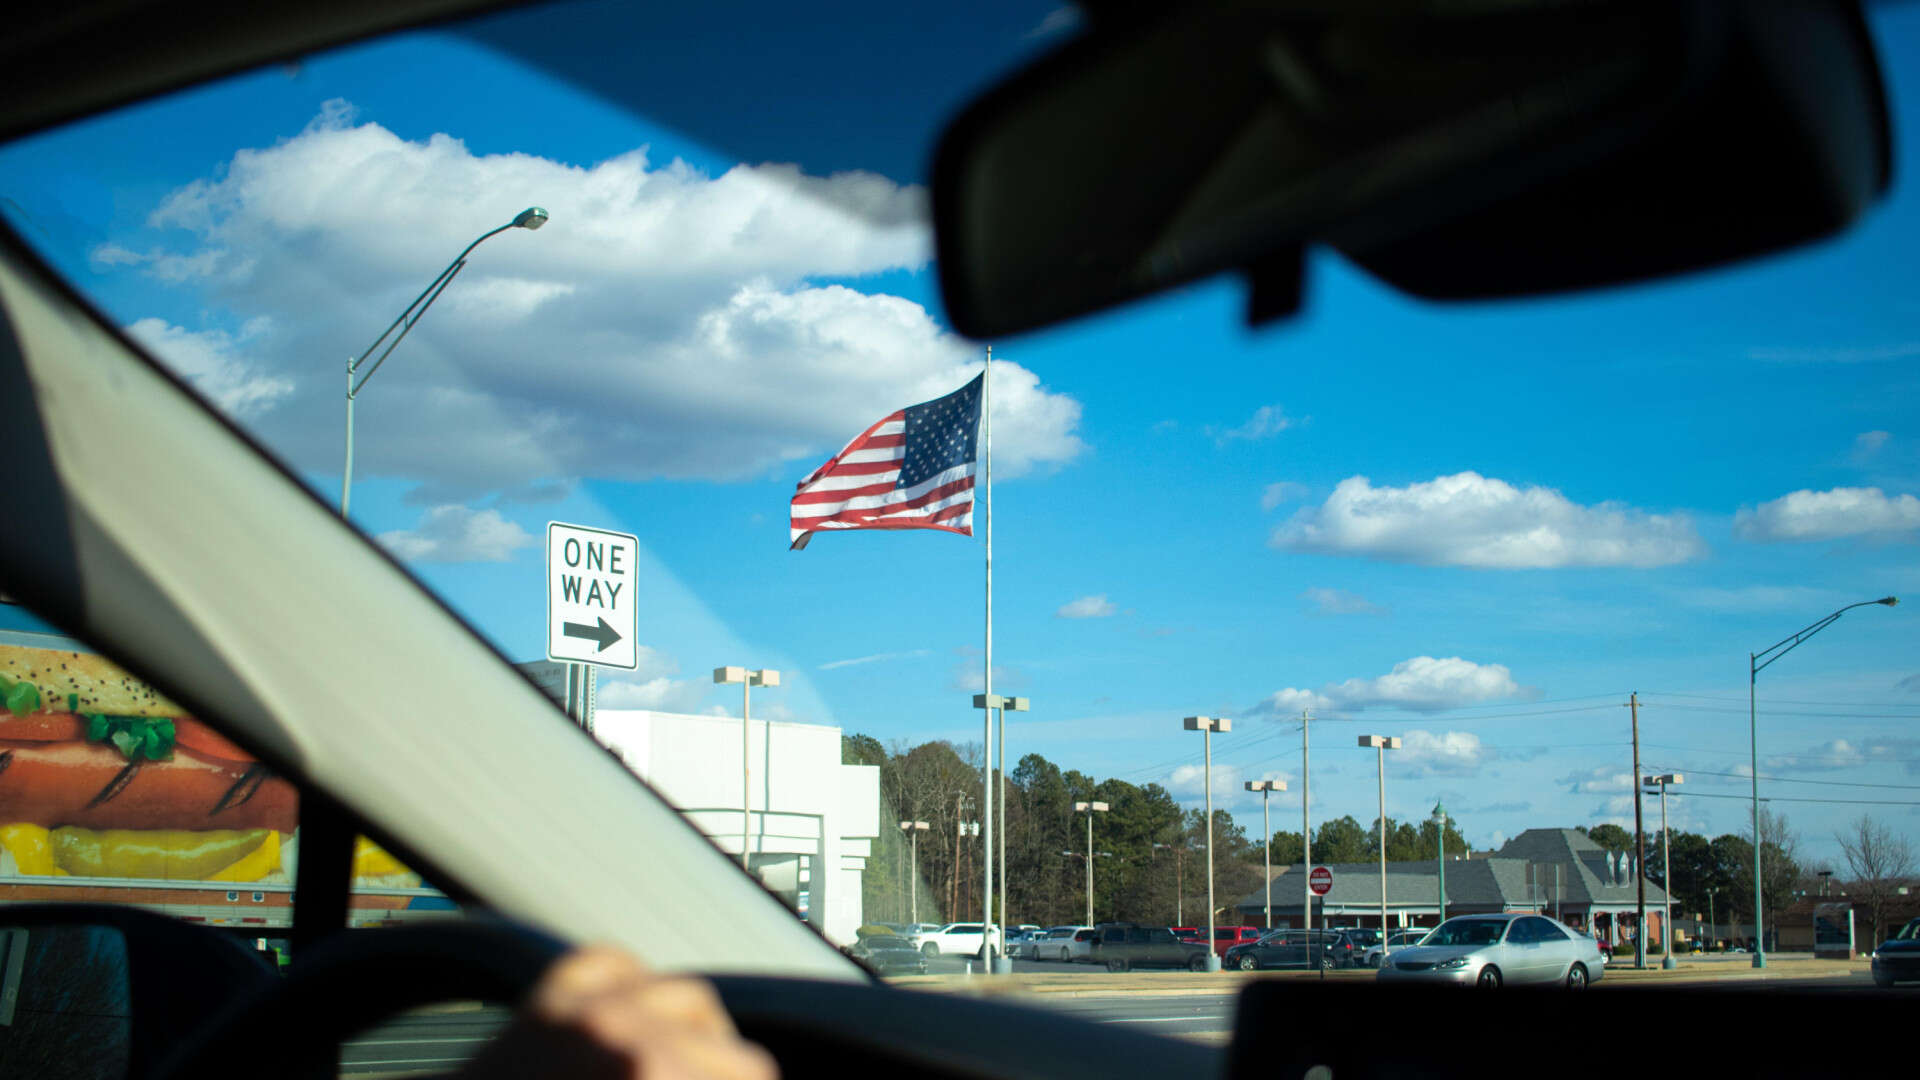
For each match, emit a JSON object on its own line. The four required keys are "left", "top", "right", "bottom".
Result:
{"left": 1501, "top": 918, "right": 1550, "bottom": 983}
{"left": 1524, "top": 917, "right": 1580, "bottom": 982}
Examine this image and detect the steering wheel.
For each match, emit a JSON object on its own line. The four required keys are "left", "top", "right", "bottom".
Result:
{"left": 151, "top": 918, "right": 570, "bottom": 1080}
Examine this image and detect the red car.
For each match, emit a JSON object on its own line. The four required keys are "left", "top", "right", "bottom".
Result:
{"left": 1168, "top": 926, "right": 1262, "bottom": 956}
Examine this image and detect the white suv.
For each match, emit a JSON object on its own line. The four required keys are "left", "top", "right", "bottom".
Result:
{"left": 909, "top": 923, "right": 1000, "bottom": 957}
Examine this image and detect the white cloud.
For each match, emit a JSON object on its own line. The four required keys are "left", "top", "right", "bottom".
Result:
{"left": 1261, "top": 481, "right": 1308, "bottom": 511}
{"left": 106, "top": 101, "right": 1084, "bottom": 497}
{"left": 1208, "top": 404, "right": 1295, "bottom": 445}
{"left": 1559, "top": 765, "right": 1636, "bottom": 795}
{"left": 1764, "top": 737, "right": 1920, "bottom": 775}
{"left": 376, "top": 504, "right": 536, "bottom": 563}
{"left": 1263, "top": 656, "right": 1525, "bottom": 716}
{"left": 1395, "top": 730, "right": 1492, "bottom": 777}
{"left": 818, "top": 649, "right": 929, "bottom": 671}
{"left": 1852, "top": 430, "right": 1891, "bottom": 463}
{"left": 1056, "top": 594, "right": 1119, "bottom": 619}
{"left": 949, "top": 664, "right": 1025, "bottom": 693}
{"left": 1271, "top": 472, "right": 1705, "bottom": 568}
{"left": 1166, "top": 764, "right": 1290, "bottom": 805}
{"left": 1734, "top": 487, "right": 1920, "bottom": 542}
{"left": 1302, "top": 587, "right": 1386, "bottom": 616}
{"left": 598, "top": 646, "right": 703, "bottom": 711}
{"left": 124, "top": 316, "right": 291, "bottom": 417}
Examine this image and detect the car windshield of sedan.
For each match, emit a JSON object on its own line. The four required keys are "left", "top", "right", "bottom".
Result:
{"left": 0, "top": 0, "right": 1916, "bottom": 1063}
{"left": 1894, "top": 920, "right": 1920, "bottom": 942}
{"left": 1423, "top": 921, "right": 1509, "bottom": 948}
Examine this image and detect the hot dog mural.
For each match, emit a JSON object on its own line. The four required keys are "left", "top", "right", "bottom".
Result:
{"left": 1, "top": 627, "right": 433, "bottom": 924}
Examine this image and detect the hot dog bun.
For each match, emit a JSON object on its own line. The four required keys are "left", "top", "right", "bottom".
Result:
{"left": 2, "top": 644, "right": 185, "bottom": 717}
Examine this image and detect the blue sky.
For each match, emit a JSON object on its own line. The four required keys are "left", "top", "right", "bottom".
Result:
{"left": 3, "top": 1, "right": 1918, "bottom": 865}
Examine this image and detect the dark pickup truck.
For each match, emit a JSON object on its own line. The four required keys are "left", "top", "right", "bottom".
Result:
{"left": 1088, "top": 924, "right": 1214, "bottom": 972}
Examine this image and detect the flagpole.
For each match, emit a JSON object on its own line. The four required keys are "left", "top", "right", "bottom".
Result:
{"left": 982, "top": 344, "right": 997, "bottom": 970}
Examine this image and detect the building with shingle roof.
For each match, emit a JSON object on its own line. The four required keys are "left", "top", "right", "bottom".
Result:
{"left": 1232, "top": 828, "right": 1670, "bottom": 946}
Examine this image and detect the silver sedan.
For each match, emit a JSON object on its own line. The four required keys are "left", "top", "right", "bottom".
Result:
{"left": 1375, "top": 913, "right": 1604, "bottom": 988}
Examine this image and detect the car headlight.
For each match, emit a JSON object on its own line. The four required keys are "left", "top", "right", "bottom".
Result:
{"left": 1435, "top": 956, "right": 1471, "bottom": 970}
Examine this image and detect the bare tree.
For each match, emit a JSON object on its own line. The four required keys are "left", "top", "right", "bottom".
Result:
{"left": 1835, "top": 814, "right": 1917, "bottom": 947}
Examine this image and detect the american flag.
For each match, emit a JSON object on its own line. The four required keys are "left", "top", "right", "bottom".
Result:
{"left": 789, "top": 374, "right": 983, "bottom": 550}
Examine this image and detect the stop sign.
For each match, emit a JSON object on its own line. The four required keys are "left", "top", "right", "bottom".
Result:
{"left": 1309, "top": 865, "right": 1333, "bottom": 896}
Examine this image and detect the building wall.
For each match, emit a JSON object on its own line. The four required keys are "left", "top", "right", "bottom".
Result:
{"left": 590, "top": 709, "right": 880, "bottom": 944}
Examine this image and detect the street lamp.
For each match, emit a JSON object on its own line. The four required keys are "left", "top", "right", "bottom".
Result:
{"left": 339, "top": 207, "right": 548, "bottom": 517}
{"left": 714, "top": 667, "right": 780, "bottom": 872}
{"left": 1244, "top": 780, "right": 1288, "bottom": 929}
{"left": 900, "top": 821, "right": 929, "bottom": 924}
{"left": 1747, "top": 595, "right": 1897, "bottom": 967}
{"left": 975, "top": 692, "right": 1028, "bottom": 973}
{"left": 1074, "top": 801, "right": 1110, "bottom": 926}
{"left": 1644, "top": 774, "right": 1683, "bottom": 969}
{"left": 1183, "top": 716, "right": 1231, "bottom": 972}
{"left": 1360, "top": 736, "right": 1402, "bottom": 950}
{"left": 1706, "top": 886, "right": 1717, "bottom": 951}
{"left": 1432, "top": 801, "right": 1450, "bottom": 928}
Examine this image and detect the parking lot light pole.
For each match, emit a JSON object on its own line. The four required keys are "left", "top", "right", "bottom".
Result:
{"left": 340, "top": 206, "right": 547, "bottom": 518}
{"left": 1244, "top": 780, "right": 1287, "bottom": 929}
{"left": 1433, "top": 801, "right": 1449, "bottom": 928}
{"left": 1184, "top": 717, "right": 1231, "bottom": 972}
{"left": 1360, "top": 736, "right": 1402, "bottom": 948}
{"left": 1644, "top": 774, "right": 1683, "bottom": 968}
{"left": 714, "top": 667, "right": 779, "bottom": 872}
{"left": 1074, "top": 801, "right": 1109, "bottom": 926}
{"left": 975, "top": 693, "right": 1028, "bottom": 973}
{"left": 1747, "top": 595, "right": 1896, "bottom": 968}
{"left": 900, "top": 821, "right": 929, "bottom": 924}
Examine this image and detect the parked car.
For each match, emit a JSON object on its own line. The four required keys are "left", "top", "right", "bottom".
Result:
{"left": 1363, "top": 930, "right": 1430, "bottom": 969}
{"left": 1206, "top": 926, "right": 1266, "bottom": 957}
{"left": 1005, "top": 928, "right": 1045, "bottom": 958}
{"left": 1171, "top": 927, "right": 1201, "bottom": 942}
{"left": 1872, "top": 917, "right": 1920, "bottom": 988}
{"left": 1088, "top": 924, "right": 1213, "bottom": 972}
{"left": 849, "top": 935, "right": 929, "bottom": 976}
{"left": 1326, "top": 929, "right": 1378, "bottom": 968}
{"left": 1376, "top": 914, "right": 1604, "bottom": 988}
{"left": 1224, "top": 929, "right": 1343, "bottom": 971}
{"left": 907, "top": 923, "right": 1000, "bottom": 958}
{"left": 1029, "top": 925, "right": 1091, "bottom": 962}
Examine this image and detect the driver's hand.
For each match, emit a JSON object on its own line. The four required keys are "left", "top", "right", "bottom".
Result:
{"left": 455, "top": 946, "right": 779, "bottom": 1080}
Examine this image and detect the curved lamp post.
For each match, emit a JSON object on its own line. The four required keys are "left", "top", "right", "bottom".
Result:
{"left": 1747, "top": 596, "right": 1896, "bottom": 968}
{"left": 340, "top": 206, "right": 548, "bottom": 516}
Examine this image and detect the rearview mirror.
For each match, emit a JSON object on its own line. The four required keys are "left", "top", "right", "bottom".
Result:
{"left": 932, "top": 0, "right": 1889, "bottom": 338}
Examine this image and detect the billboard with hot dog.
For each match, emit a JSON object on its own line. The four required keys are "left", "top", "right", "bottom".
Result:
{"left": 1, "top": 634, "right": 299, "bottom": 883}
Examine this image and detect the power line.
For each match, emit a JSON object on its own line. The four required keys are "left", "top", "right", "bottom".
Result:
{"left": 1645, "top": 691, "right": 1920, "bottom": 710}
{"left": 1649, "top": 767, "right": 1920, "bottom": 791}
{"left": 1664, "top": 790, "right": 1920, "bottom": 807}
{"left": 1644, "top": 702, "right": 1920, "bottom": 720}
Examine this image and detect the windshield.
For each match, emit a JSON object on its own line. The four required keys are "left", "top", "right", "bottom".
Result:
{"left": 1895, "top": 920, "right": 1920, "bottom": 942}
{"left": 1, "top": 0, "right": 1918, "bottom": 1064}
{"left": 1423, "top": 920, "right": 1510, "bottom": 948}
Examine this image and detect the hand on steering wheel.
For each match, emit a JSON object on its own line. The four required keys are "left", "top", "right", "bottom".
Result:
{"left": 457, "top": 946, "right": 778, "bottom": 1080}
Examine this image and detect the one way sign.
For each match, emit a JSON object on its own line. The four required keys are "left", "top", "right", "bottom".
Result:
{"left": 546, "top": 521, "right": 639, "bottom": 670}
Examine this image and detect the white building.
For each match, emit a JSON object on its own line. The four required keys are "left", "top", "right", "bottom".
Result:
{"left": 590, "top": 709, "right": 880, "bottom": 944}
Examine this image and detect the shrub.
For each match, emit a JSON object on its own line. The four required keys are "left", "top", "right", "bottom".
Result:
{"left": 855, "top": 924, "right": 896, "bottom": 938}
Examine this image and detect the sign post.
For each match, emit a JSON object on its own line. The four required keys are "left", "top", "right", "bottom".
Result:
{"left": 1309, "top": 866, "right": 1332, "bottom": 978}
{"left": 546, "top": 524, "right": 640, "bottom": 726}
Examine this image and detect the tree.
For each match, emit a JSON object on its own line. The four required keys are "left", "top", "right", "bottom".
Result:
{"left": 1312, "top": 816, "right": 1372, "bottom": 864}
{"left": 1266, "top": 830, "right": 1305, "bottom": 867}
{"left": 1730, "top": 809, "right": 1800, "bottom": 949}
{"left": 1836, "top": 814, "right": 1917, "bottom": 947}
{"left": 1588, "top": 824, "right": 1632, "bottom": 852}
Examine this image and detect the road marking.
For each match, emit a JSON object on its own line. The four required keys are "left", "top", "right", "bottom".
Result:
{"left": 1100, "top": 1015, "right": 1229, "bottom": 1024}
{"left": 347, "top": 1037, "right": 490, "bottom": 1046}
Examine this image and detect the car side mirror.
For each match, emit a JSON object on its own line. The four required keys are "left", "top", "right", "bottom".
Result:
{"left": 0, "top": 905, "right": 275, "bottom": 1079}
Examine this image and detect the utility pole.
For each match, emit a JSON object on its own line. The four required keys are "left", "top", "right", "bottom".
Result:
{"left": 1630, "top": 692, "right": 1647, "bottom": 969}
{"left": 1302, "top": 710, "right": 1313, "bottom": 934}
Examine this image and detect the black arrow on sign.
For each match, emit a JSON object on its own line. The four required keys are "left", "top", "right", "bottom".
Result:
{"left": 562, "top": 616, "right": 622, "bottom": 653}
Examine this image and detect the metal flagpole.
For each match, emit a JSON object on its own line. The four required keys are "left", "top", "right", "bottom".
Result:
{"left": 981, "top": 346, "right": 998, "bottom": 971}
{"left": 1302, "top": 710, "right": 1313, "bottom": 938}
